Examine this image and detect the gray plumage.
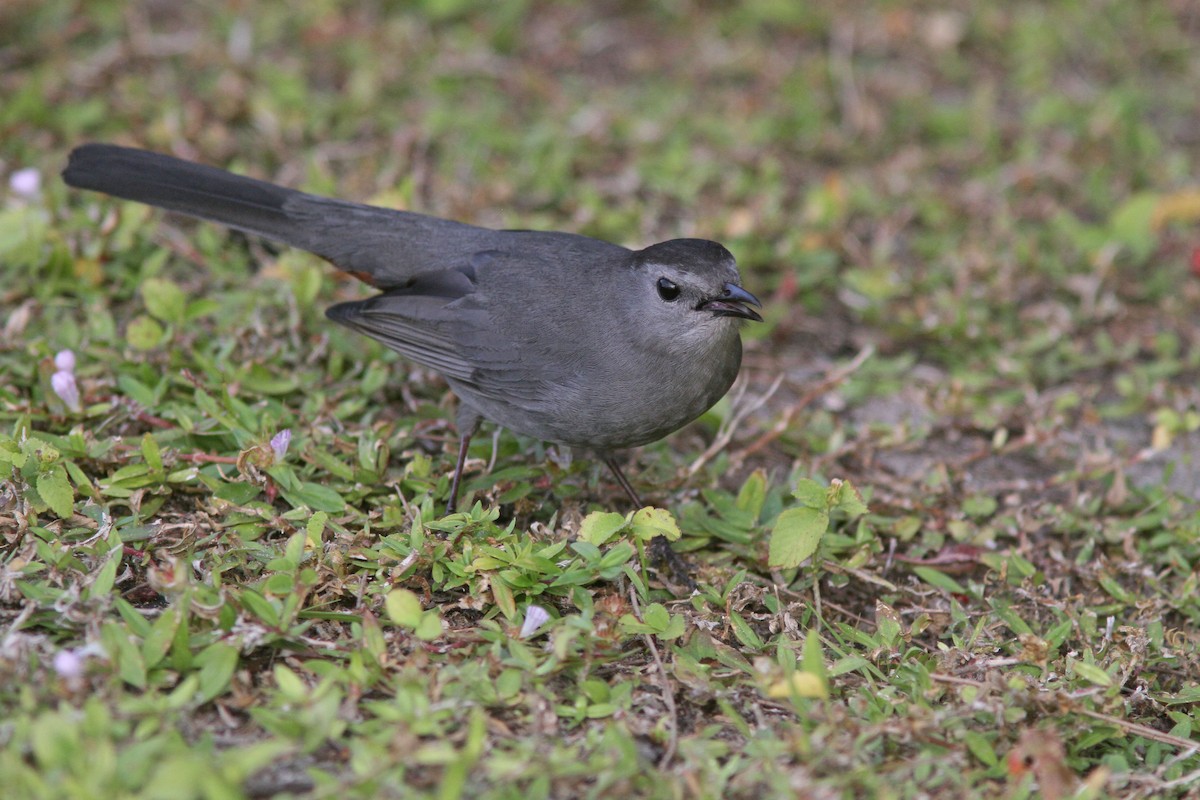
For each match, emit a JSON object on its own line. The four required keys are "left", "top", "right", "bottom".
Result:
{"left": 62, "top": 143, "right": 761, "bottom": 516}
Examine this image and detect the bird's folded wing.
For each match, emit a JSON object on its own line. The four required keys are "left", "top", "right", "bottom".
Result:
{"left": 325, "top": 252, "right": 565, "bottom": 410}
{"left": 325, "top": 268, "right": 481, "bottom": 381}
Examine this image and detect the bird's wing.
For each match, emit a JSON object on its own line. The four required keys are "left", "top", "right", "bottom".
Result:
{"left": 442, "top": 247, "right": 604, "bottom": 409}
{"left": 326, "top": 246, "right": 603, "bottom": 411}
{"left": 324, "top": 265, "right": 483, "bottom": 381}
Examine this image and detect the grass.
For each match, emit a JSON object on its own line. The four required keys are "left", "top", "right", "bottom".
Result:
{"left": 2, "top": 1, "right": 1200, "bottom": 797}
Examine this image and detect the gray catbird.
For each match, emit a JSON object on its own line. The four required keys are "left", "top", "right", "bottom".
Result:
{"left": 62, "top": 144, "right": 761, "bottom": 553}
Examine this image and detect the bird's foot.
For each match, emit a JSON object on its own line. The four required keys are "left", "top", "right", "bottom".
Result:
{"left": 648, "top": 535, "right": 696, "bottom": 593}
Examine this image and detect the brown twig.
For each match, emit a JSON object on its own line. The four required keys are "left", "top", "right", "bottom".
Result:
{"left": 132, "top": 409, "right": 175, "bottom": 430}
{"left": 685, "top": 372, "right": 784, "bottom": 478}
{"left": 1074, "top": 707, "right": 1200, "bottom": 752}
{"left": 731, "top": 344, "right": 875, "bottom": 467}
{"left": 928, "top": 673, "right": 1200, "bottom": 752}
{"left": 176, "top": 453, "right": 239, "bottom": 464}
{"left": 628, "top": 583, "right": 679, "bottom": 768}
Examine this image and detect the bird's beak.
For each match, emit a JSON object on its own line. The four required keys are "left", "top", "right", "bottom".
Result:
{"left": 700, "top": 283, "right": 763, "bottom": 322}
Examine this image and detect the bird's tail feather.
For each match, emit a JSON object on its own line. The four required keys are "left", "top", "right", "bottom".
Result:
{"left": 62, "top": 143, "right": 491, "bottom": 285}
{"left": 62, "top": 144, "right": 317, "bottom": 247}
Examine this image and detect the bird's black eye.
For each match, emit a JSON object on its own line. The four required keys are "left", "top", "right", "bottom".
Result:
{"left": 656, "top": 277, "right": 680, "bottom": 301}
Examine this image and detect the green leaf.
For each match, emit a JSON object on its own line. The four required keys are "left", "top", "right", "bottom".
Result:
{"left": 141, "top": 433, "right": 163, "bottom": 474}
{"left": 1108, "top": 192, "right": 1158, "bottom": 261}
{"left": 963, "top": 731, "right": 998, "bottom": 767}
{"left": 792, "top": 478, "right": 827, "bottom": 508}
{"left": 597, "top": 542, "right": 634, "bottom": 571}
{"left": 962, "top": 495, "right": 997, "bottom": 518}
{"left": 1045, "top": 619, "right": 1074, "bottom": 650}
{"left": 912, "top": 566, "right": 968, "bottom": 595}
{"left": 386, "top": 588, "right": 423, "bottom": 628}
{"left": 306, "top": 511, "right": 328, "bottom": 545}
{"left": 115, "top": 598, "right": 153, "bottom": 637}
{"left": 36, "top": 466, "right": 74, "bottom": 518}
{"left": 117, "top": 374, "right": 162, "bottom": 407}
{"left": 238, "top": 364, "right": 299, "bottom": 395}
{"left": 142, "top": 604, "right": 183, "bottom": 669}
{"left": 196, "top": 642, "right": 240, "bottom": 703}
{"left": 1164, "top": 686, "right": 1200, "bottom": 705}
{"left": 89, "top": 555, "right": 119, "bottom": 599}
{"left": 642, "top": 603, "right": 670, "bottom": 631}
{"left": 1097, "top": 573, "right": 1136, "bottom": 605}
{"left": 629, "top": 507, "right": 681, "bottom": 542}
{"left": 833, "top": 480, "right": 868, "bottom": 517}
{"left": 876, "top": 610, "right": 902, "bottom": 647}
{"left": 414, "top": 612, "right": 442, "bottom": 641}
{"left": 263, "top": 573, "right": 295, "bottom": 595}
{"left": 769, "top": 671, "right": 827, "bottom": 700}
{"left": 213, "top": 481, "right": 261, "bottom": 504}
{"left": 26, "top": 436, "right": 58, "bottom": 467}
{"left": 106, "top": 623, "right": 148, "bottom": 688}
{"left": 0, "top": 437, "right": 27, "bottom": 468}
{"left": 142, "top": 277, "right": 186, "bottom": 324}
{"left": 274, "top": 664, "right": 308, "bottom": 700}
{"left": 126, "top": 315, "right": 165, "bottom": 350}
{"left": 768, "top": 506, "right": 828, "bottom": 569}
{"left": 659, "top": 613, "right": 686, "bottom": 640}
{"left": 283, "top": 530, "right": 305, "bottom": 568}
{"left": 829, "top": 655, "right": 873, "bottom": 677}
{"left": 0, "top": 207, "right": 46, "bottom": 265}
{"left": 988, "top": 599, "right": 1032, "bottom": 635}
{"left": 240, "top": 590, "right": 280, "bottom": 626}
{"left": 617, "top": 614, "right": 655, "bottom": 636}
{"left": 800, "top": 628, "right": 827, "bottom": 686}
{"left": 729, "top": 611, "right": 764, "bottom": 650}
{"left": 578, "top": 511, "right": 627, "bottom": 546}
{"left": 491, "top": 579, "right": 516, "bottom": 621}
{"left": 359, "top": 610, "right": 386, "bottom": 664}
{"left": 735, "top": 469, "right": 767, "bottom": 518}
{"left": 1071, "top": 660, "right": 1113, "bottom": 687}
{"left": 279, "top": 481, "right": 345, "bottom": 513}
{"left": 185, "top": 298, "right": 221, "bottom": 321}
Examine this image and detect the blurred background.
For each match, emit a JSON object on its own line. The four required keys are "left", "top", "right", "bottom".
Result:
{"left": 3, "top": 2, "right": 1200, "bottom": 796}
{"left": 5, "top": 0, "right": 1199, "bottom": 495}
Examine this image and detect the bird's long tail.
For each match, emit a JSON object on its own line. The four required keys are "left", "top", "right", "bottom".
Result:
{"left": 63, "top": 144, "right": 319, "bottom": 247}
{"left": 62, "top": 143, "right": 487, "bottom": 285}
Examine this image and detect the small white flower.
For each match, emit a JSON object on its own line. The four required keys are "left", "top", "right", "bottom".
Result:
{"left": 53, "top": 648, "right": 85, "bottom": 679}
{"left": 9, "top": 167, "right": 41, "bottom": 198}
{"left": 54, "top": 349, "right": 76, "bottom": 373}
{"left": 270, "top": 429, "right": 292, "bottom": 462}
{"left": 51, "top": 370, "right": 81, "bottom": 413}
{"left": 519, "top": 604, "right": 551, "bottom": 638}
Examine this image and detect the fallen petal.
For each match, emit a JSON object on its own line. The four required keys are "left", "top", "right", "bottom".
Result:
{"left": 53, "top": 648, "right": 85, "bottom": 679}
{"left": 54, "top": 349, "right": 76, "bottom": 373}
{"left": 520, "top": 604, "right": 551, "bottom": 638}
{"left": 9, "top": 167, "right": 41, "bottom": 198}
{"left": 270, "top": 429, "right": 292, "bottom": 462}
{"left": 51, "top": 370, "right": 82, "bottom": 413}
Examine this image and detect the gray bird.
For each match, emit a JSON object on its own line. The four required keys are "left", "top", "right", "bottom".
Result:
{"left": 62, "top": 144, "right": 761, "bottom": 569}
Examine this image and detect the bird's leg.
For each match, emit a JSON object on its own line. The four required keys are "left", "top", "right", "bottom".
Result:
{"left": 603, "top": 454, "right": 645, "bottom": 508}
{"left": 603, "top": 455, "right": 695, "bottom": 590}
{"left": 446, "top": 410, "right": 482, "bottom": 514}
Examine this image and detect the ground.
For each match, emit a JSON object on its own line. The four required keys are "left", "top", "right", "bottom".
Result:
{"left": 1, "top": 1, "right": 1199, "bottom": 798}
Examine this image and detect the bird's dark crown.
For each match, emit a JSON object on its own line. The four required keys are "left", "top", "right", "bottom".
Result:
{"left": 637, "top": 238, "right": 735, "bottom": 271}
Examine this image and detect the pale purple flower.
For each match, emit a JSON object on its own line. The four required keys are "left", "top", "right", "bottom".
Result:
{"left": 53, "top": 648, "right": 85, "bottom": 679}
{"left": 9, "top": 167, "right": 41, "bottom": 198}
{"left": 51, "top": 370, "right": 81, "bottom": 413}
{"left": 54, "top": 349, "right": 76, "bottom": 373}
{"left": 270, "top": 429, "right": 292, "bottom": 462}
{"left": 519, "top": 604, "right": 551, "bottom": 638}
